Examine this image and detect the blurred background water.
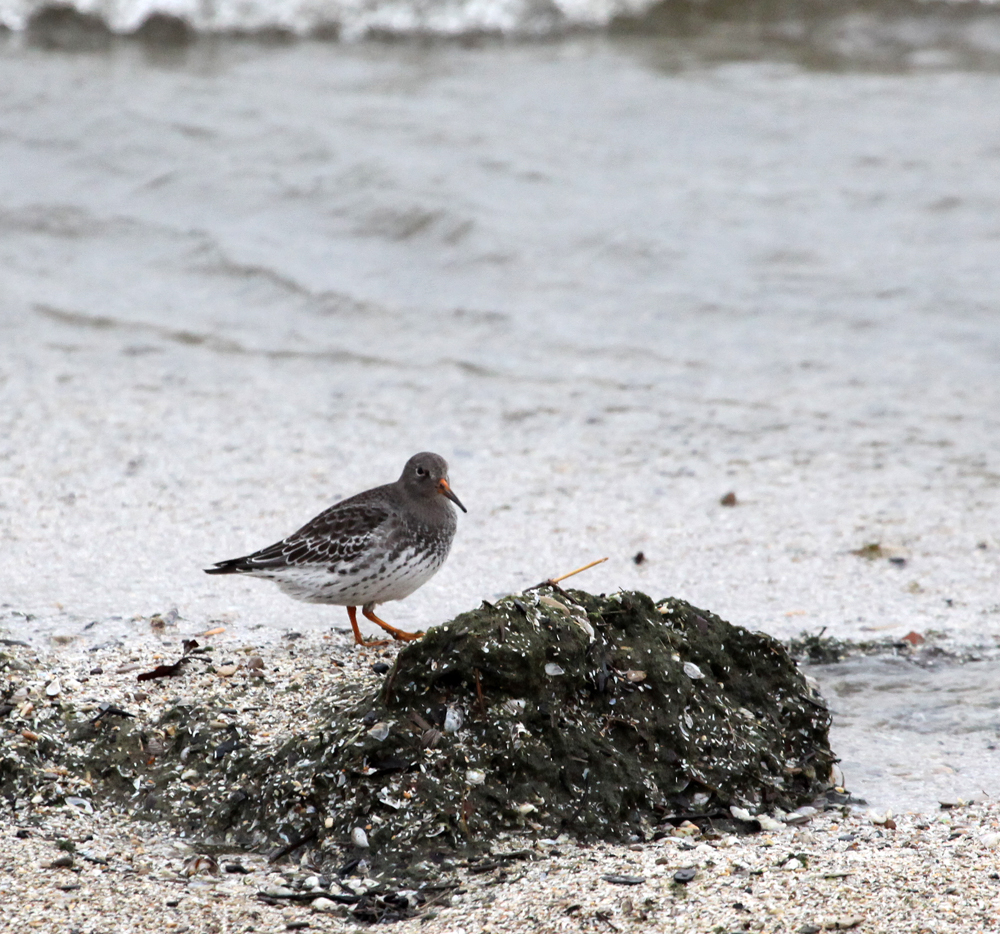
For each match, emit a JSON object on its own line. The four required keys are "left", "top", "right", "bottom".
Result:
{"left": 1, "top": 0, "right": 1000, "bottom": 811}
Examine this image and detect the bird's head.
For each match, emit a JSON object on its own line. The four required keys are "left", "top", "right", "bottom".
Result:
{"left": 401, "top": 452, "right": 467, "bottom": 513}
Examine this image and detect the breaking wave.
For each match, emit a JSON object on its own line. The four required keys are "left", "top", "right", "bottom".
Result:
{"left": 2, "top": 0, "right": 656, "bottom": 40}
{"left": 3, "top": 0, "right": 1000, "bottom": 56}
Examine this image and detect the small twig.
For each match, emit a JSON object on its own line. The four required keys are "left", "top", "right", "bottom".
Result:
{"left": 528, "top": 557, "right": 608, "bottom": 592}
{"left": 549, "top": 557, "right": 608, "bottom": 585}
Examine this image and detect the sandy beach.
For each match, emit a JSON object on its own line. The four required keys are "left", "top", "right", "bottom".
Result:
{"left": 3, "top": 630, "right": 1000, "bottom": 934}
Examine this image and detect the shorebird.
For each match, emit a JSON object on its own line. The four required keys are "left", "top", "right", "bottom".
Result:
{"left": 205, "top": 452, "right": 466, "bottom": 646}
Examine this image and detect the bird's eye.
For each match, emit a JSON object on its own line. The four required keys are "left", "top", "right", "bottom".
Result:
{"left": 415, "top": 466, "right": 428, "bottom": 477}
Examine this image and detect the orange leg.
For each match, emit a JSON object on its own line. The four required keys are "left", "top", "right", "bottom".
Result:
{"left": 347, "top": 606, "right": 390, "bottom": 647}
{"left": 362, "top": 605, "right": 424, "bottom": 642}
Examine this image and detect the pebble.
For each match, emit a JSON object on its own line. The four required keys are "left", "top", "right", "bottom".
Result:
{"left": 682, "top": 662, "right": 704, "bottom": 680}
{"left": 465, "top": 769, "right": 486, "bottom": 785}
{"left": 45, "top": 680, "right": 61, "bottom": 697}
{"left": 673, "top": 867, "right": 697, "bottom": 884}
{"left": 311, "top": 897, "right": 338, "bottom": 912}
{"left": 544, "top": 663, "right": 565, "bottom": 676}
{"left": 443, "top": 706, "right": 464, "bottom": 732}
{"left": 603, "top": 874, "right": 645, "bottom": 885}
{"left": 44, "top": 854, "right": 74, "bottom": 869}
{"left": 216, "top": 664, "right": 239, "bottom": 677}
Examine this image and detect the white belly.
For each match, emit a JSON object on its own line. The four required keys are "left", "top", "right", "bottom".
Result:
{"left": 260, "top": 545, "right": 448, "bottom": 607}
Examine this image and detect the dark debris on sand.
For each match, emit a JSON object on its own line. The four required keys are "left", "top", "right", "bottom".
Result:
{"left": 2, "top": 589, "right": 836, "bottom": 898}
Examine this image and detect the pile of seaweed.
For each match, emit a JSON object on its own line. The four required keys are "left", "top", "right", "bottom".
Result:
{"left": 2, "top": 589, "right": 836, "bottom": 881}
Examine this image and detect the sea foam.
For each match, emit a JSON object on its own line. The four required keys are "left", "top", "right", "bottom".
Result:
{"left": 1, "top": 0, "right": 658, "bottom": 38}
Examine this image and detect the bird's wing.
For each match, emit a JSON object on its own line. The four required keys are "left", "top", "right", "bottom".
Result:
{"left": 238, "top": 501, "right": 392, "bottom": 570}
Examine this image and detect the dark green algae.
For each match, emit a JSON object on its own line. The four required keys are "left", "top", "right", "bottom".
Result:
{"left": 3, "top": 589, "right": 836, "bottom": 878}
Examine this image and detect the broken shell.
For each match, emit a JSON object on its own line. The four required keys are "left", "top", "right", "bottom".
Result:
{"left": 351, "top": 827, "right": 370, "bottom": 848}
{"left": 786, "top": 805, "right": 818, "bottom": 824}
{"left": 538, "top": 595, "right": 568, "bottom": 613}
{"left": 367, "top": 722, "right": 390, "bottom": 741}
{"left": 45, "top": 680, "right": 61, "bottom": 697}
{"left": 569, "top": 612, "right": 595, "bottom": 641}
{"left": 183, "top": 854, "right": 219, "bottom": 876}
{"left": 682, "top": 662, "right": 705, "bottom": 680}
{"left": 65, "top": 796, "right": 93, "bottom": 814}
{"left": 465, "top": 769, "right": 486, "bottom": 785}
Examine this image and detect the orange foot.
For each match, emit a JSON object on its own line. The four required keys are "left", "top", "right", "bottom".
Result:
{"left": 346, "top": 606, "right": 390, "bottom": 647}
{"left": 363, "top": 606, "right": 425, "bottom": 642}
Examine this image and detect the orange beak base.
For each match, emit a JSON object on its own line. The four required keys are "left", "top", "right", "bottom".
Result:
{"left": 438, "top": 478, "right": 467, "bottom": 513}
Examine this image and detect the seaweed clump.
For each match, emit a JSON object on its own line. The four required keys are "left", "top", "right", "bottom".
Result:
{"left": 158, "top": 589, "right": 835, "bottom": 876}
{"left": 1, "top": 590, "right": 836, "bottom": 883}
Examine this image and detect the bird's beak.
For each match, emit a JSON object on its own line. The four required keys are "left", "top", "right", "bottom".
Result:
{"left": 438, "top": 478, "right": 467, "bottom": 513}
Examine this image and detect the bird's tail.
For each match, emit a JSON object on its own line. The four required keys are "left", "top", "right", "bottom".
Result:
{"left": 204, "top": 557, "right": 251, "bottom": 575}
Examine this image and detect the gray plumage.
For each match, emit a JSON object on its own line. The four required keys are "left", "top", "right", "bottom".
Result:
{"left": 205, "top": 452, "right": 465, "bottom": 643}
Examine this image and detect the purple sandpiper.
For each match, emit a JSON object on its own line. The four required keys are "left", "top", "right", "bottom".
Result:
{"left": 205, "top": 452, "right": 466, "bottom": 646}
